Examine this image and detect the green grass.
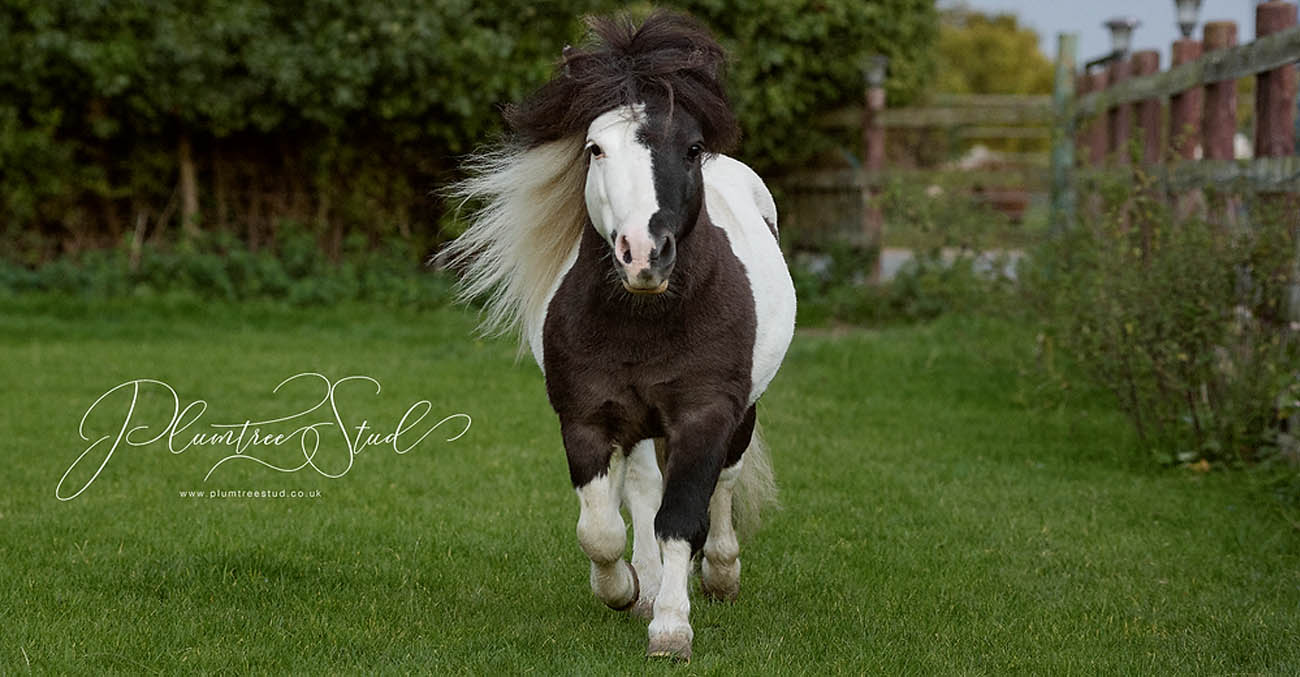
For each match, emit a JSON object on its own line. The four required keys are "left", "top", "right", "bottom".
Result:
{"left": 2, "top": 294, "right": 1298, "bottom": 674}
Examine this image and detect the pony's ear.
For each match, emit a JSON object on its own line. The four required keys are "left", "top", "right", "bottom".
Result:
{"left": 562, "top": 45, "right": 575, "bottom": 77}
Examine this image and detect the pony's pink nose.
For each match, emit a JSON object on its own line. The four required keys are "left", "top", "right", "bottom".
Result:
{"left": 615, "top": 232, "right": 655, "bottom": 277}
{"left": 614, "top": 230, "right": 675, "bottom": 294}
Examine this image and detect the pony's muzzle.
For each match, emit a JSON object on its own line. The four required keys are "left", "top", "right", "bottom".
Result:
{"left": 616, "top": 231, "right": 675, "bottom": 295}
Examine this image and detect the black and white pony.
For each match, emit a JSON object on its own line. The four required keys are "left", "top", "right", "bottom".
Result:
{"left": 446, "top": 12, "right": 795, "bottom": 660}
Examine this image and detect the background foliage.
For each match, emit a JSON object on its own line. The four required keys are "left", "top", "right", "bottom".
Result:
{"left": 2, "top": 0, "right": 937, "bottom": 262}
{"left": 791, "top": 177, "right": 1020, "bottom": 327}
{"left": 1028, "top": 176, "right": 1300, "bottom": 470}
{"left": 934, "top": 3, "right": 1052, "bottom": 96}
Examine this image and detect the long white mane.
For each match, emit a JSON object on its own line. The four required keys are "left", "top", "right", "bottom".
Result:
{"left": 442, "top": 135, "right": 589, "bottom": 345}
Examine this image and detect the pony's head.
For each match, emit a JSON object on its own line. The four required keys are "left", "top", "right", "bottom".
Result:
{"left": 581, "top": 103, "right": 699, "bottom": 293}
{"left": 507, "top": 11, "right": 739, "bottom": 295}
{"left": 444, "top": 12, "right": 739, "bottom": 343}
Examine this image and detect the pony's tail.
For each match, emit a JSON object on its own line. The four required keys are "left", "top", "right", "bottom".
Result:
{"left": 733, "top": 422, "right": 779, "bottom": 541}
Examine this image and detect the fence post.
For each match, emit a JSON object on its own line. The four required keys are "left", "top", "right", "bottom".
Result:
{"left": 1255, "top": 2, "right": 1298, "bottom": 158}
{"left": 863, "top": 89, "right": 886, "bottom": 175}
{"left": 1051, "top": 33, "right": 1078, "bottom": 233}
{"left": 1253, "top": 3, "right": 1300, "bottom": 321}
{"left": 1169, "top": 37, "right": 1203, "bottom": 160}
{"left": 862, "top": 69, "right": 886, "bottom": 283}
{"left": 1107, "top": 55, "right": 1132, "bottom": 164}
{"left": 1201, "top": 21, "right": 1238, "bottom": 162}
{"left": 1132, "top": 50, "right": 1162, "bottom": 166}
{"left": 1075, "top": 70, "right": 1091, "bottom": 158}
{"left": 1087, "top": 69, "right": 1110, "bottom": 165}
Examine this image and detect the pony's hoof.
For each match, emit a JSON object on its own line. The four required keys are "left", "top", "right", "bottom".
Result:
{"left": 606, "top": 561, "right": 639, "bottom": 612}
{"left": 701, "top": 558, "right": 740, "bottom": 602}
{"left": 646, "top": 634, "right": 692, "bottom": 662}
{"left": 701, "top": 577, "right": 739, "bottom": 603}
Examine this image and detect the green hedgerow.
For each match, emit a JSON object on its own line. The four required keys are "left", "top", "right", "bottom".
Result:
{"left": 0, "top": 227, "right": 455, "bottom": 310}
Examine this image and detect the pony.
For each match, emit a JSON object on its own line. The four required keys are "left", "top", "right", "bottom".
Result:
{"left": 444, "top": 11, "right": 796, "bottom": 661}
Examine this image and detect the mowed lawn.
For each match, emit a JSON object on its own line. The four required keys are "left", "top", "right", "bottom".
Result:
{"left": 2, "top": 294, "right": 1298, "bottom": 675}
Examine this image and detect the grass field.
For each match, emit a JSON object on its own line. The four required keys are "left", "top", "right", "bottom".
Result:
{"left": 2, "top": 294, "right": 1299, "bottom": 674}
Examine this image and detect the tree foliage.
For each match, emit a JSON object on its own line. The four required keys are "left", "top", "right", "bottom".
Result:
{"left": 672, "top": 0, "right": 937, "bottom": 174}
{"left": 935, "top": 4, "right": 1052, "bottom": 95}
{"left": 1, "top": 0, "right": 936, "bottom": 260}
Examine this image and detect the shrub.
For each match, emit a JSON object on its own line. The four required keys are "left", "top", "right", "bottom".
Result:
{"left": 0, "top": 227, "right": 455, "bottom": 309}
{"left": 1029, "top": 173, "right": 1300, "bottom": 467}
{"left": 790, "top": 178, "right": 1020, "bottom": 327}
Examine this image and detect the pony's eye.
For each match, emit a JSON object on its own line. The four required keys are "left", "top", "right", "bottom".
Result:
{"left": 686, "top": 143, "right": 704, "bottom": 161}
{"left": 587, "top": 143, "right": 604, "bottom": 159}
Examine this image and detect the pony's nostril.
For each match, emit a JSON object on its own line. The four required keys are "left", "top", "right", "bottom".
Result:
{"left": 617, "top": 235, "right": 633, "bottom": 264}
{"left": 651, "top": 233, "right": 674, "bottom": 265}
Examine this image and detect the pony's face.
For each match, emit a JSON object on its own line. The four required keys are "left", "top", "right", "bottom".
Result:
{"left": 583, "top": 103, "right": 706, "bottom": 295}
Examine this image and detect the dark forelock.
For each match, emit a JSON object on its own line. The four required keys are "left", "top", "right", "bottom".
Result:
{"left": 504, "top": 11, "right": 740, "bottom": 152}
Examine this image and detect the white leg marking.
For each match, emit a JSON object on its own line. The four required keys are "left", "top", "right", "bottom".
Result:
{"left": 622, "top": 439, "right": 663, "bottom": 619}
{"left": 647, "top": 538, "right": 694, "bottom": 660}
{"left": 702, "top": 461, "right": 742, "bottom": 601}
{"left": 575, "top": 451, "right": 636, "bottom": 609}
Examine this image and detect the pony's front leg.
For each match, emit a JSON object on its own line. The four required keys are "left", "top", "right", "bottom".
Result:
{"left": 564, "top": 423, "right": 638, "bottom": 611}
{"left": 648, "top": 404, "right": 738, "bottom": 661}
{"left": 623, "top": 439, "right": 664, "bottom": 619}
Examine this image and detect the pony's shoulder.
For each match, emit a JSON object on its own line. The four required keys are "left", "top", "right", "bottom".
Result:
{"left": 703, "top": 155, "right": 777, "bottom": 237}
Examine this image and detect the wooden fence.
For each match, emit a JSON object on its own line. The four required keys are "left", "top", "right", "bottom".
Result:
{"left": 778, "top": 0, "right": 1300, "bottom": 284}
{"left": 781, "top": 93, "right": 1053, "bottom": 267}
{"left": 1051, "top": 1, "right": 1300, "bottom": 230}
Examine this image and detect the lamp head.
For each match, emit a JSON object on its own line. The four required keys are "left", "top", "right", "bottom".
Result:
{"left": 1174, "top": 0, "right": 1203, "bottom": 40}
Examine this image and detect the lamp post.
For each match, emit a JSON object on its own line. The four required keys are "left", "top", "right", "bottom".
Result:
{"left": 1103, "top": 17, "right": 1139, "bottom": 163}
{"left": 1104, "top": 16, "right": 1140, "bottom": 58}
{"left": 862, "top": 54, "right": 888, "bottom": 174}
{"left": 1082, "top": 16, "right": 1141, "bottom": 70}
{"left": 1171, "top": 0, "right": 1205, "bottom": 161}
{"left": 862, "top": 53, "right": 888, "bottom": 283}
{"left": 1175, "top": 0, "right": 1203, "bottom": 39}
{"left": 864, "top": 54, "right": 889, "bottom": 90}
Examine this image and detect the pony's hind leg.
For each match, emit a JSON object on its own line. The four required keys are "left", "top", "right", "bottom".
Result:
{"left": 566, "top": 424, "right": 638, "bottom": 611}
{"left": 701, "top": 404, "right": 755, "bottom": 602}
{"left": 623, "top": 439, "right": 664, "bottom": 619}
{"left": 701, "top": 461, "right": 742, "bottom": 601}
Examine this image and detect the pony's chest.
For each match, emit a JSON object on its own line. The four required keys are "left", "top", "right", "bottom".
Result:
{"left": 545, "top": 308, "right": 742, "bottom": 385}
{"left": 540, "top": 223, "right": 760, "bottom": 422}
{"left": 541, "top": 292, "right": 754, "bottom": 417}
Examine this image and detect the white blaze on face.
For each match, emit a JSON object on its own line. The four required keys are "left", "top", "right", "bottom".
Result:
{"left": 584, "top": 105, "right": 660, "bottom": 280}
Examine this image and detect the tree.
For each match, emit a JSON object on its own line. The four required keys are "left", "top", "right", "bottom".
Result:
{"left": 672, "top": 0, "right": 938, "bottom": 175}
{"left": 935, "top": 3, "right": 1053, "bottom": 96}
{"left": 1, "top": 0, "right": 938, "bottom": 259}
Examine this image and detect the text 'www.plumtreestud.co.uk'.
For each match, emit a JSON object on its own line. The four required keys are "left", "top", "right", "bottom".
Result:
{"left": 443, "top": 11, "right": 796, "bottom": 662}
